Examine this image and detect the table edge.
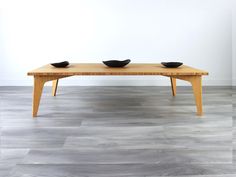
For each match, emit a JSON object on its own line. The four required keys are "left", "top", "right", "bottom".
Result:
{"left": 27, "top": 72, "right": 209, "bottom": 76}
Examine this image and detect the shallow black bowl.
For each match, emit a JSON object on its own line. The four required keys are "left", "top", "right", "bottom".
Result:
{"left": 103, "top": 59, "right": 131, "bottom": 67}
{"left": 51, "top": 61, "right": 69, "bottom": 68}
{"left": 161, "top": 62, "right": 183, "bottom": 68}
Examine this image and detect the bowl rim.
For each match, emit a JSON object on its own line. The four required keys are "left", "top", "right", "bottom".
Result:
{"left": 51, "top": 61, "right": 69, "bottom": 65}
{"left": 161, "top": 62, "right": 183, "bottom": 64}
{"left": 103, "top": 59, "right": 131, "bottom": 63}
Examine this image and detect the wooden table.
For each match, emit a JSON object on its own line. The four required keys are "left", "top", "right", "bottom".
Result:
{"left": 28, "top": 63, "right": 208, "bottom": 117}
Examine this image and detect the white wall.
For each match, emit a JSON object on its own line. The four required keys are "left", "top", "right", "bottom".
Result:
{"left": 233, "top": 0, "right": 236, "bottom": 86}
{"left": 0, "top": 0, "right": 232, "bottom": 86}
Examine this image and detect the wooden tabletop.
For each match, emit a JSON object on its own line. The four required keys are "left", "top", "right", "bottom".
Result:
{"left": 28, "top": 63, "right": 208, "bottom": 76}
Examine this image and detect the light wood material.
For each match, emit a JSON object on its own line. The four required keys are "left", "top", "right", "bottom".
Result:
{"left": 52, "top": 79, "right": 59, "bottom": 96}
{"left": 170, "top": 77, "right": 176, "bottom": 96}
{"left": 32, "top": 76, "right": 67, "bottom": 117}
{"left": 28, "top": 63, "right": 208, "bottom": 117}
{"left": 172, "top": 75, "right": 203, "bottom": 116}
{"left": 33, "top": 76, "right": 46, "bottom": 117}
{"left": 191, "top": 76, "right": 203, "bottom": 116}
{"left": 28, "top": 63, "right": 208, "bottom": 76}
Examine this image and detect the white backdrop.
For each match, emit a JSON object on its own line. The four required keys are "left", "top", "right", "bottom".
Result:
{"left": 0, "top": 0, "right": 233, "bottom": 86}
{"left": 233, "top": 0, "right": 236, "bottom": 86}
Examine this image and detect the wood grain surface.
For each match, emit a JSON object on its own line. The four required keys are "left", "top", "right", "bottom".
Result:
{"left": 0, "top": 86, "right": 235, "bottom": 177}
{"left": 28, "top": 63, "right": 208, "bottom": 76}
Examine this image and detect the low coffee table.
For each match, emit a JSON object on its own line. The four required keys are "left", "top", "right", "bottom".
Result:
{"left": 28, "top": 63, "right": 208, "bottom": 117}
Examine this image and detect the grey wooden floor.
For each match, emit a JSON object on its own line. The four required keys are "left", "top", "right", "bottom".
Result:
{"left": 0, "top": 86, "right": 235, "bottom": 177}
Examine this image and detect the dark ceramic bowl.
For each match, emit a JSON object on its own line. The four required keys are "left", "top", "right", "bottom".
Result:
{"left": 103, "top": 59, "right": 131, "bottom": 67}
{"left": 161, "top": 62, "right": 183, "bottom": 68}
{"left": 51, "top": 61, "right": 69, "bottom": 68}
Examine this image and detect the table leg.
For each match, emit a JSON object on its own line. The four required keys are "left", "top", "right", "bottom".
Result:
{"left": 170, "top": 77, "right": 176, "bottom": 96}
{"left": 171, "top": 75, "right": 203, "bottom": 116}
{"left": 33, "top": 76, "right": 46, "bottom": 117}
{"left": 190, "top": 76, "right": 202, "bottom": 116}
{"left": 32, "top": 75, "right": 69, "bottom": 117}
{"left": 52, "top": 79, "right": 59, "bottom": 96}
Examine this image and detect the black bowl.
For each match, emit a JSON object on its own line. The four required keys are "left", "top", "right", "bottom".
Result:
{"left": 103, "top": 59, "right": 131, "bottom": 67}
{"left": 161, "top": 62, "right": 183, "bottom": 68}
{"left": 51, "top": 61, "right": 69, "bottom": 68}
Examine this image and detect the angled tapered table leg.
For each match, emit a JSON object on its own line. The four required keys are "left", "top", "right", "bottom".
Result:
{"left": 33, "top": 76, "right": 46, "bottom": 117}
{"left": 190, "top": 76, "right": 202, "bottom": 116}
{"left": 32, "top": 75, "right": 68, "bottom": 117}
{"left": 173, "top": 75, "right": 203, "bottom": 116}
{"left": 170, "top": 77, "right": 176, "bottom": 96}
{"left": 52, "top": 79, "right": 59, "bottom": 96}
